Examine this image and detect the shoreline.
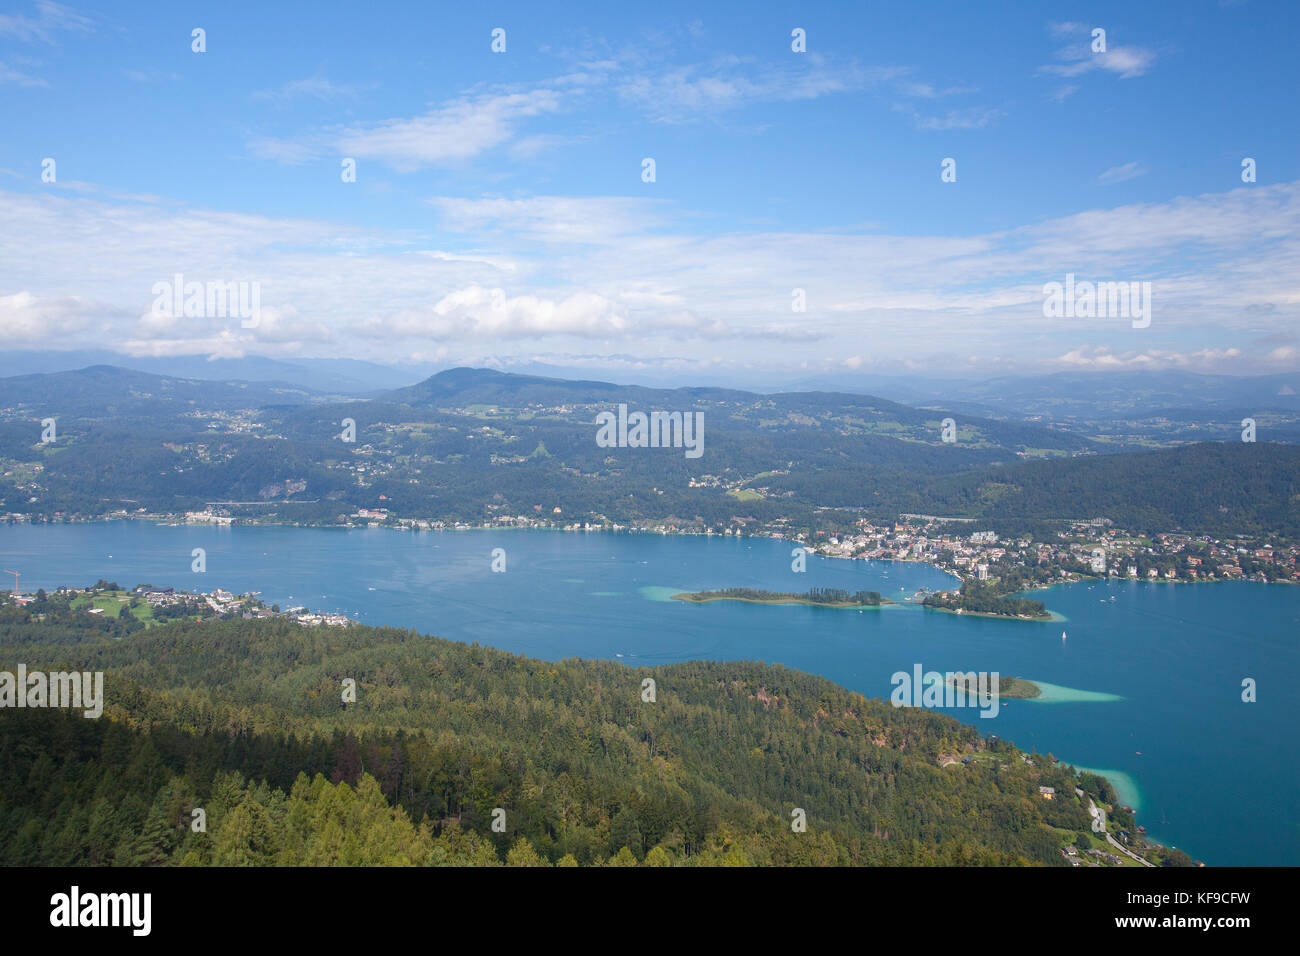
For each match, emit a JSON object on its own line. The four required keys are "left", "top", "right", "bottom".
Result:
{"left": 4, "top": 517, "right": 1291, "bottom": 598}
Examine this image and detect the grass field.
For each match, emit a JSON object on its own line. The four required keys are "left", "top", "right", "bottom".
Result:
{"left": 70, "top": 589, "right": 158, "bottom": 626}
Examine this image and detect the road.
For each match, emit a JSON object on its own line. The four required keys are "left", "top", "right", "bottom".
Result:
{"left": 1088, "top": 798, "right": 1155, "bottom": 867}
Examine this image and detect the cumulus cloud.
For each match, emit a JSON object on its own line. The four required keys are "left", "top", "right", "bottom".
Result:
{"left": 366, "top": 286, "right": 628, "bottom": 340}
{"left": 1053, "top": 346, "right": 1246, "bottom": 370}
{"left": 3, "top": 178, "right": 1300, "bottom": 372}
{"left": 0, "top": 291, "right": 114, "bottom": 343}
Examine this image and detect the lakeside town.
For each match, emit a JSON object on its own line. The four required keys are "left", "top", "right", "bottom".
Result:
{"left": 804, "top": 515, "right": 1299, "bottom": 584}
{"left": 0, "top": 579, "right": 356, "bottom": 629}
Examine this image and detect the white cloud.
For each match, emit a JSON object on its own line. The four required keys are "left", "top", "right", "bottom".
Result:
{"left": 1053, "top": 346, "right": 1247, "bottom": 370}
{"left": 255, "top": 89, "right": 566, "bottom": 171}
{"left": 0, "top": 59, "right": 49, "bottom": 86}
{"left": 616, "top": 57, "right": 859, "bottom": 121}
{"left": 0, "top": 291, "right": 114, "bottom": 343}
{"left": 885, "top": 69, "right": 997, "bottom": 130}
{"left": 896, "top": 81, "right": 976, "bottom": 99}
{"left": 1043, "top": 46, "right": 1156, "bottom": 80}
{"left": 1049, "top": 22, "right": 1087, "bottom": 38}
{"left": 430, "top": 195, "right": 668, "bottom": 244}
{"left": 252, "top": 76, "right": 366, "bottom": 105}
{"left": 1041, "top": 23, "right": 1156, "bottom": 81}
{"left": 122, "top": 329, "right": 254, "bottom": 360}
{"left": 907, "top": 106, "right": 1003, "bottom": 131}
{"left": 124, "top": 68, "right": 181, "bottom": 84}
{"left": 247, "top": 137, "right": 320, "bottom": 165}
{"left": 1098, "top": 162, "right": 1148, "bottom": 185}
{"left": 3, "top": 180, "right": 1299, "bottom": 372}
{"left": 0, "top": 1, "right": 91, "bottom": 43}
{"left": 366, "top": 286, "right": 628, "bottom": 340}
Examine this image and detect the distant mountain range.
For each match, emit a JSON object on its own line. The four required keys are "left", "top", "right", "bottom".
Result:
{"left": 908, "top": 370, "right": 1300, "bottom": 417}
{"left": 0, "top": 351, "right": 432, "bottom": 397}
{"left": 3, "top": 352, "right": 1298, "bottom": 422}
{"left": 0, "top": 365, "right": 324, "bottom": 418}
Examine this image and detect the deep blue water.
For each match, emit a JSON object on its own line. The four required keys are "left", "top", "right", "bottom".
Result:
{"left": 3, "top": 522, "right": 1297, "bottom": 865}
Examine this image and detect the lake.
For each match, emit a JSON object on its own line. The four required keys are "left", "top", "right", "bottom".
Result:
{"left": 3, "top": 521, "right": 1297, "bottom": 866}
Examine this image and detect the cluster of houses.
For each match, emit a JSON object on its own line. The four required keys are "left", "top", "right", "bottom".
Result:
{"left": 184, "top": 511, "right": 234, "bottom": 525}
{"left": 133, "top": 585, "right": 352, "bottom": 627}
{"left": 137, "top": 585, "right": 178, "bottom": 607}
{"left": 805, "top": 517, "right": 1299, "bottom": 585}
{"left": 1060, "top": 845, "right": 1125, "bottom": 867}
{"left": 284, "top": 608, "right": 353, "bottom": 627}
{"left": 335, "top": 510, "right": 1297, "bottom": 585}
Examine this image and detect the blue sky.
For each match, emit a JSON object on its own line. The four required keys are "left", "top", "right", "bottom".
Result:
{"left": 1, "top": 0, "right": 1298, "bottom": 379}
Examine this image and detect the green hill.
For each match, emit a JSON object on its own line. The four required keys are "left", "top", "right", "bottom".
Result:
{"left": 0, "top": 604, "right": 1102, "bottom": 867}
{"left": 916, "top": 441, "right": 1300, "bottom": 536}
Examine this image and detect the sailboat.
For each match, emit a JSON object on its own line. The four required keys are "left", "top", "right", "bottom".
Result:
{"left": 1061, "top": 630, "right": 1067, "bottom": 642}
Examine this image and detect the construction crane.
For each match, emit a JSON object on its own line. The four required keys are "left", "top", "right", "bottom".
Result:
{"left": 3, "top": 569, "right": 18, "bottom": 595}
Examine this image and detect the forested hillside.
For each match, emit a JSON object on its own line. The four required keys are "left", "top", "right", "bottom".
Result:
{"left": 4, "top": 366, "right": 1293, "bottom": 538}
{"left": 0, "top": 365, "right": 1086, "bottom": 524}
{"left": 906, "top": 441, "right": 1300, "bottom": 536}
{"left": 0, "top": 606, "right": 1106, "bottom": 867}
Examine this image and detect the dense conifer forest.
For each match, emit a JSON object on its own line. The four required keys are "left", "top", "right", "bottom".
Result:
{"left": 0, "top": 599, "right": 1130, "bottom": 867}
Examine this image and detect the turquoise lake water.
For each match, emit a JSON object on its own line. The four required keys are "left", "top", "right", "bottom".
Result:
{"left": 2, "top": 522, "right": 1297, "bottom": 865}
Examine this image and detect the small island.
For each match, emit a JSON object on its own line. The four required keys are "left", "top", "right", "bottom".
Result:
{"left": 945, "top": 674, "right": 1042, "bottom": 699}
{"left": 922, "top": 581, "right": 1051, "bottom": 621}
{"left": 673, "top": 587, "right": 890, "bottom": 608}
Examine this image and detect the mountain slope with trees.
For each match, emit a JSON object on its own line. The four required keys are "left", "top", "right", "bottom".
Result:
{"left": 0, "top": 603, "right": 1121, "bottom": 867}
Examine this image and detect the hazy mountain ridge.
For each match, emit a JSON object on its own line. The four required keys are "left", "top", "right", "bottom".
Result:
{"left": 0, "top": 365, "right": 1294, "bottom": 536}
